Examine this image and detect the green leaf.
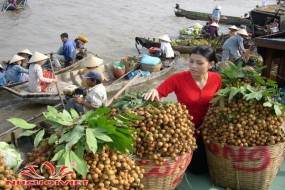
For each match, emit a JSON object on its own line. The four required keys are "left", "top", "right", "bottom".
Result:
{"left": 93, "top": 128, "right": 113, "bottom": 142}
{"left": 86, "top": 128, "right": 98, "bottom": 154}
{"left": 274, "top": 104, "right": 282, "bottom": 116}
{"left": 34, "top": 129, "right": 45, "bottom": 147}
{"left": 54, "top": 144, "right": 65, "bottom": 153}
{"left": 65, "top": 150, "right": 71, "bottom": 170}
{"left": 47, "top": 106, "right": 58, "bottom": 114}
{"left": 48, "top": 134, "right": 58, "bottom": 144}
{"left": 263, "top": 101, "right": 272, "bottom": 107}
{"left": 70, "top": 109, "right": 80, "bottom": 119}
{"left": 65, "top": 125, "right": 85, "bottom": 150}
{"left": 7, "top": 118, "right": 36, "bottom": 129}
{"left": 20, "top": 129, "right": 39, "bottom": 136}
{"left": 75, "top": 141, "right": 85, "bottom": 159}
{"left": 94, "top": 107, "right": 111, "bottom": 115}
{"left": 51, "top": 149, "right": 65, "bottom": 161}
{"left": 69, "top": 150, "right": 88, "bottom": 177}
{"left": 59, "top": 132, "right": 71, "bottom": 143}
{"left": 97, "top": 116, "right": 107, "bottom": 127}
{"left": 229, "top": 88, "right": 239, "bottom": 100}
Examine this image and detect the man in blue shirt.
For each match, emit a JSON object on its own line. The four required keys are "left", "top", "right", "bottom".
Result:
{"left": 52, "top": 33, "right": 76, "bottom": 68}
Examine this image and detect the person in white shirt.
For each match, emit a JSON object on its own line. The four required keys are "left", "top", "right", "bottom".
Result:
{"left": 65, "top": 70, "right": 107, "bottom": 115}
{"left": 158, "top": 34, "right": 174, "bottom": 59}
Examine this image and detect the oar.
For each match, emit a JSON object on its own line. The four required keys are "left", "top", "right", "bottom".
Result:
{"left": 104, "top": 70, "right": 142, "bottom": 107}
{"left": 48, "top": 58, "right": 65, "bottom": 109}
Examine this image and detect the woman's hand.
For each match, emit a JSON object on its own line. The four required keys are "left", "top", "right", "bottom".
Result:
{"left": 142, "top": 89, "right": 160, "bottom": 101}
{"left": 52, "top": 79, "right": 58, "bottom": 83}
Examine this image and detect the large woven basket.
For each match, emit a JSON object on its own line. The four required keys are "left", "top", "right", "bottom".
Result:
{"left": 205, "top": 141, "right": 285, "bottom": 190}
{"left": 140, "top": 62, "right": 162, "bottom": 72}
{"left": 120, "top": 56, "right": 138, "bottom": 72}
{"left": 135, "top": 152, "right": 192, "bottom": 190}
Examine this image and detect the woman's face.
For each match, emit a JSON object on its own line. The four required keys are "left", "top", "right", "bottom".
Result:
{"left": 189, "top": 54, "right": 213, "bottom": 76}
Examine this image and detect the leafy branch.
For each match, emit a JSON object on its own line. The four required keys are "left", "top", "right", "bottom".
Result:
{"left": 211, "top": 84, "right": 284, "bottom": 116}
{"left": 8, "top": 106, "right": 141, "bottom": 177}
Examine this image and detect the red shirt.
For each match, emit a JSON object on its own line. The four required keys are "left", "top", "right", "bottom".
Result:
{"left": 157, "top": 71, "right": 221, "bottom": 128}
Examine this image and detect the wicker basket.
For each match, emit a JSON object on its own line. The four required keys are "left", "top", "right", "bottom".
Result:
{"left": 120, "top": 56, "right": 138, "bottom": 72}
{"left": 205, "top": 141, "right": 285, "bottom": 190}
{"left": 135, "top": 153, "right": 192, "bottom": 190}
{"left": 140, "top": 63, "right": 162, "bottom": 72}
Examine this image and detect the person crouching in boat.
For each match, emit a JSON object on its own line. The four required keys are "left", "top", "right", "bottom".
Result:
{"left": 0, "top": 64, "right": 7, "bottom": 86}
{"left": 74, "top": 35, "right": 89, "bottom": 60}
{"left": 221, "top": 29, "right": 249, "bottom": 63}
{"left": 28, "top": 52, "right": 58, "bottom": 93}
{"left": 158, "top": 34, "right": 174, "bottom": 59}
{"left": 65, "top": 70, "right": 107, "bottom": 115}
{"left": 78, "top": 56, "right": 106, "bottom": 88}
{"left": 5, "top": 55, "right": 29, "bottom": 84}
{"left": 204, "top": 22, "right": 219, "bottom": 38}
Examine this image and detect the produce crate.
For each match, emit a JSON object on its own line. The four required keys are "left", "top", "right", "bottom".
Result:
{"left": 120, "top": 56, "right": 139, "bottom": 72}
{"left": 135, "top": 153, "right": 192, "bottom": 190}
{"left": 205, "top": 141, "right": 285, "bottom": 190}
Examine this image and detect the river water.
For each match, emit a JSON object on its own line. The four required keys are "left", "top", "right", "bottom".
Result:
{"left": 0, "top": 0, "right": 276, "bottom": 136}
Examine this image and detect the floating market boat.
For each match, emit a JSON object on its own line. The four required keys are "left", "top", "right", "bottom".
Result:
{"left": 135, "top": 37, "right": 224, "bottom": 54}
{"left": 174, "top": 4, "right": 251, "bottom": 28}
{"left": 1, "top": 0, "right": 27, "bottom": 12}
{"left": 1, "top": 52, "right": 180, "bottom": 104}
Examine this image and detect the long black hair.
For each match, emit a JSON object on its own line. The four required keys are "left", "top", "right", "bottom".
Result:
{"left": 191, "top": 45, "right": 218, "bottom": 63}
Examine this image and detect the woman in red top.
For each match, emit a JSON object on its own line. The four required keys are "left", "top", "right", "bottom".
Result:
{"left": 144, "top": 45, "right": 222, "bottom": 174}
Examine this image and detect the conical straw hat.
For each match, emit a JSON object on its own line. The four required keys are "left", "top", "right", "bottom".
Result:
{"left": 158, "top": 34, "right": 171, "bottom": 42}
{"left": 228, "top": 25, "right": 239, "bottom": 31}
{"left": 18, "top": 49, "right": 33, "bottom": 56}
{"left": 215, "top": 5, "right": 222, "bottom": 10}
{"left": 237, "top": 29, "right": 249, "bottom": 36}
{"left": 210, "top": 22, "right": 219, "bottom": 27}
{"left": 28, "top": 52, "right": 49, "bottom": 63}
{"left": 9, "top": 55, "right": 25, "bottom": 64}
{"left": 84, "top": 56, "right": 104, "bottom": 67}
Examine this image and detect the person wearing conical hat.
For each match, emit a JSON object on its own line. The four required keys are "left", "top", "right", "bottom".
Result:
{"left": 204, "top": 22, "right": 219, "bottom": 38}
{"left": 228, "top": 25, "right": 239, "bottom": 36}
{"left": 158, "top": 34, "right": 174, "bottom": 59}
{"left": 211, "top": 5, "right": 222, "bottom": 23}
{"left": 5, "top": 54, "right": 29, "bottom": 83}
{"left": 17, "top": 49, "right": 33, "bottom": 69}
{"left": 74, "top": 35, "right": 89, "bottom": 60}
{"left": 0, "top": 64, "right": 7, "bottom": 86}
{"left": 222, "top": 28, "right": 249, "bottom": 62}
{"left": 28, "top": 52, "right": 58, "bottom": 93}
{"left": 78, "top": 56, "right": 106, "bottom": 88}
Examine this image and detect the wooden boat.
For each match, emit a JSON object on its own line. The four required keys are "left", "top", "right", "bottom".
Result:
{"left": 135, "top": 37, "right": 224, "bottom": 54}
{"left": 0, "top": 55, "right": 88, "bottom": 89}
{"left": 1, "top": 52, "right": 180, "bottom": 104}
{"left": 1, "top": 0, "right": 27, "bottom": 12}
{"left": 174, "top": 4, "right": 251, "bottom": 28}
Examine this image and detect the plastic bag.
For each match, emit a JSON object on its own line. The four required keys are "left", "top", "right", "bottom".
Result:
{"left": 0, "top": 142, "right": 23, "bottom": 171}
